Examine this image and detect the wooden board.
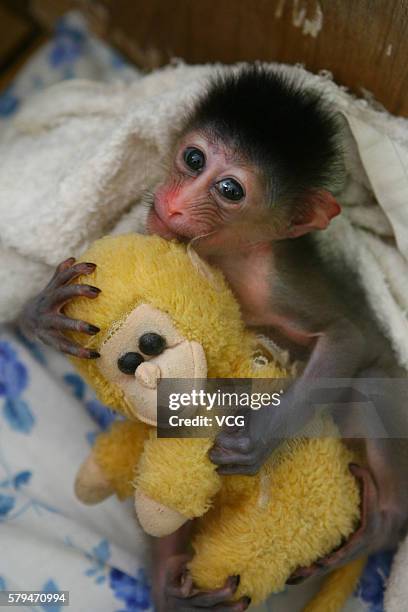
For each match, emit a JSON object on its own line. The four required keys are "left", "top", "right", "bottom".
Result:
{"left": 82, "top": 0, "right": 408, "bottom": 117}
{"left": 0, "top": 3, "right": 33, "bottom": 69}
{"left": 2, "top": 0, "right": 407, "bottom": 116}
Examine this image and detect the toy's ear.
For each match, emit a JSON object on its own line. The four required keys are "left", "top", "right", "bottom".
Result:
{"left": 287, "top": 190, "right": 341, "bottom": 238}
{"left": 187, "top": 244, "right": 223, "bottom": 291}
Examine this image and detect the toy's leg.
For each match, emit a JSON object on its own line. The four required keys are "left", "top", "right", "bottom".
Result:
{"left": 289, "top": 366, "right": 408, "bottom": 585}
{"left": 75, "top": 420, "right": 150, "bottom": 504}
{"left": 287, "top": 462, "right": 378, "bottom": 583}
{"left": 75, "top": 451, "right": 115, "bottom": 504}
{"left": 303, "top": 557, "right": 367, "bottom": 612}
{"left": 152, "top": 522, "right": 250, "bottom": 611}
{"left": 287, "top": 449, "right": 406, "bottom": 585}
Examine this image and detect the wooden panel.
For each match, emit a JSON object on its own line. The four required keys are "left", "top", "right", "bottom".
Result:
{"left": 0, "top": 3, "right": 33, "bottom": 65}
{"left": 30, "top": 0, "right": 75, "bottom": 28}
{"left": 82, "top": 0, "right": 408, "bottom": 117}
{"left": 0, "top": 34, "right": 48, "bottom": 92}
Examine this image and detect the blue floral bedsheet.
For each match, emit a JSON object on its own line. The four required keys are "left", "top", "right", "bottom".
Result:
{"left": 0, "top": 328, "right": 151, "bottom": 612}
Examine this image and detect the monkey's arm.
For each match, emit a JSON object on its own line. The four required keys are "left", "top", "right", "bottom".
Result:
{"left": 210, "top": 317, "right": 366, "bottom": 474}
{"left": 17, "top": 258, "right": 100, "bottom": 358}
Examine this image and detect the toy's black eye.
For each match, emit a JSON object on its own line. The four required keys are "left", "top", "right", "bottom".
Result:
{"left": 215, "top": 178, "right": 244, "bottom": 202}
{"left": 117, "top": 352, "right": 144, "bottom": 375}
{"left": 139, "top": 332, "right": 166, "bottom": 356}
{"left": 183, "top": 147, "right": 205, "bottom": 172}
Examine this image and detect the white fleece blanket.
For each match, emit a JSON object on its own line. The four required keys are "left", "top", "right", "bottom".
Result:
{"left": 1, "top": 56, "right": 408, "bottom": 610}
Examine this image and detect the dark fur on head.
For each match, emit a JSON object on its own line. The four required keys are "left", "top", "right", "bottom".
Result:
{"left": 186, "top": 65, "right": 345, "bottom": 204}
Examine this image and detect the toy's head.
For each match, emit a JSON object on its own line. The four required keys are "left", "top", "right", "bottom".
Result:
{"left": 65, "top": 234, "right": 285, "bottom": 423}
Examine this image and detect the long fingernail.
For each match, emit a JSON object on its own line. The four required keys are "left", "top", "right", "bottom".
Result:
{"left": 234, "top": 575, "right": 241, "bottom": 586}
{"left": 84, "top": 262, "right": 96, "bottom": 269}
{"left": 89, "top": 350, "right": 100, "bottom": 359}
{"left": 287, "top": 575, "right": 304, "bottom": 585}
{"left": 349, "top": 463, "right": 360, "bottom": 476}
{"left": 87, "top": 324, "right": 100, "bottom": 334}
{"left": 181, "top": 573, "right": 193, "bottom": 595}
{"left": 243, "top": 596, "right": 251, "bottom": 607}
{"left": 89, "top": 286, "right": 101, "bottom": 294}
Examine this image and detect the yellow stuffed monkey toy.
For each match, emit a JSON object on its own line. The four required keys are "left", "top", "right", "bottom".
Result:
{"left": 66, "top": 234, "right": 365, "bottom": 610}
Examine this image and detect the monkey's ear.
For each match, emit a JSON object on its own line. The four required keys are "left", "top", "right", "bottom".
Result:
{"left": 287, "top": 190, "right": 341, "bottom": 238}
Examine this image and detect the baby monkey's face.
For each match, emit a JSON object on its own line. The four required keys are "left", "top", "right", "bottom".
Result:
{"left": 97, "top": 304, "right": 207, "bottom": 425}
{"left": 147, "top": 130, "right": 275, "bottom": 255}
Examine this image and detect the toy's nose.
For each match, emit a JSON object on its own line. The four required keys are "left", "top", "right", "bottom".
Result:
{"left": 135, "top": 362, "right": 161, "bottom": 389}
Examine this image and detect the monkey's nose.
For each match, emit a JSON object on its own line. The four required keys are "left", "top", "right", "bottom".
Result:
{"left": 135, "top": 362, "right": 161, "bottom": 389}
{"left": 167, "top": 201, "right": 183, "bottom": 217}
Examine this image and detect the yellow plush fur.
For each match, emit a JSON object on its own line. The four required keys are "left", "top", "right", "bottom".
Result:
{"left": 189, "top": 422, "right": 359, "bottom": 603}
{"left": 66, "top": 234, "right": 363, "bottom": 608}
{"left": 93, "top": 420, "right": 150, "bottom": 500}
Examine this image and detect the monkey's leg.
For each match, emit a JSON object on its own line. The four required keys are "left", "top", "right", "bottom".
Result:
{"left": 18, "top": 257, "right": 100, "bottom": 358}
{"left": 152, "top": 523, "right": 250, "bottom": 611}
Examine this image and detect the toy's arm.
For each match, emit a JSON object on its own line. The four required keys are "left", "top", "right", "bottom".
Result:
{"left": 135, "top": 436, "right": 221, "bottom": 537}
{"left": 75, "top": 420, "right": 150, "bottom": 504}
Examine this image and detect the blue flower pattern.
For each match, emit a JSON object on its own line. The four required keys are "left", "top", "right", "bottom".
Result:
{"left": 41, "top": 579, "right": 63, "bottom": 612}
{"left": 48, "top": 22, "right": 86, "bottom": 68}
{"left": 63, "top": 372, "right": 119, "bottom": 446}
{"left": 0, "top": 433, "right": 55, "bottom": 521}
{"left": 0, "top": 89, "right": 20, "bottom": 117}
{"left": 71, "top": 537, "right": 151, "bottom": 611}
{"left": 355, "top": 550, "right": 395, "bottom": 612}
{"left": 109, "top": 568, "right": 151, "bottom": 612}
{"left": 0, "top": 341, "right": 34, "bottom": 434}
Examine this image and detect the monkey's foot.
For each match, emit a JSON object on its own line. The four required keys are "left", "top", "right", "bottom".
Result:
{"left": 159, "top": 555, "right": 250, "bottom": 612}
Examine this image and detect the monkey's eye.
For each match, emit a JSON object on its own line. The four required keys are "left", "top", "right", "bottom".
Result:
{"left": 139, "top": 332, "right": 166, "bottom": 356}
{"left": 117, "top": 352, "right": 144, "bottom": 375}
{"left": 183, "top": 147, "right": 205, "bottom": 172}
{"left": 215, "top": 178, "right": 244, "bottom": 202}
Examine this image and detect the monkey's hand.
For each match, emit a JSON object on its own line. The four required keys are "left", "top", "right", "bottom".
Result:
{"left": 209, "top": 405, "right": 284, "bottom": 476}
{"left": 159, "top": 555, "right": 250, "bottom": 612}
{"left": 18, "top": 258, "right": 101, "bottom": 359}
